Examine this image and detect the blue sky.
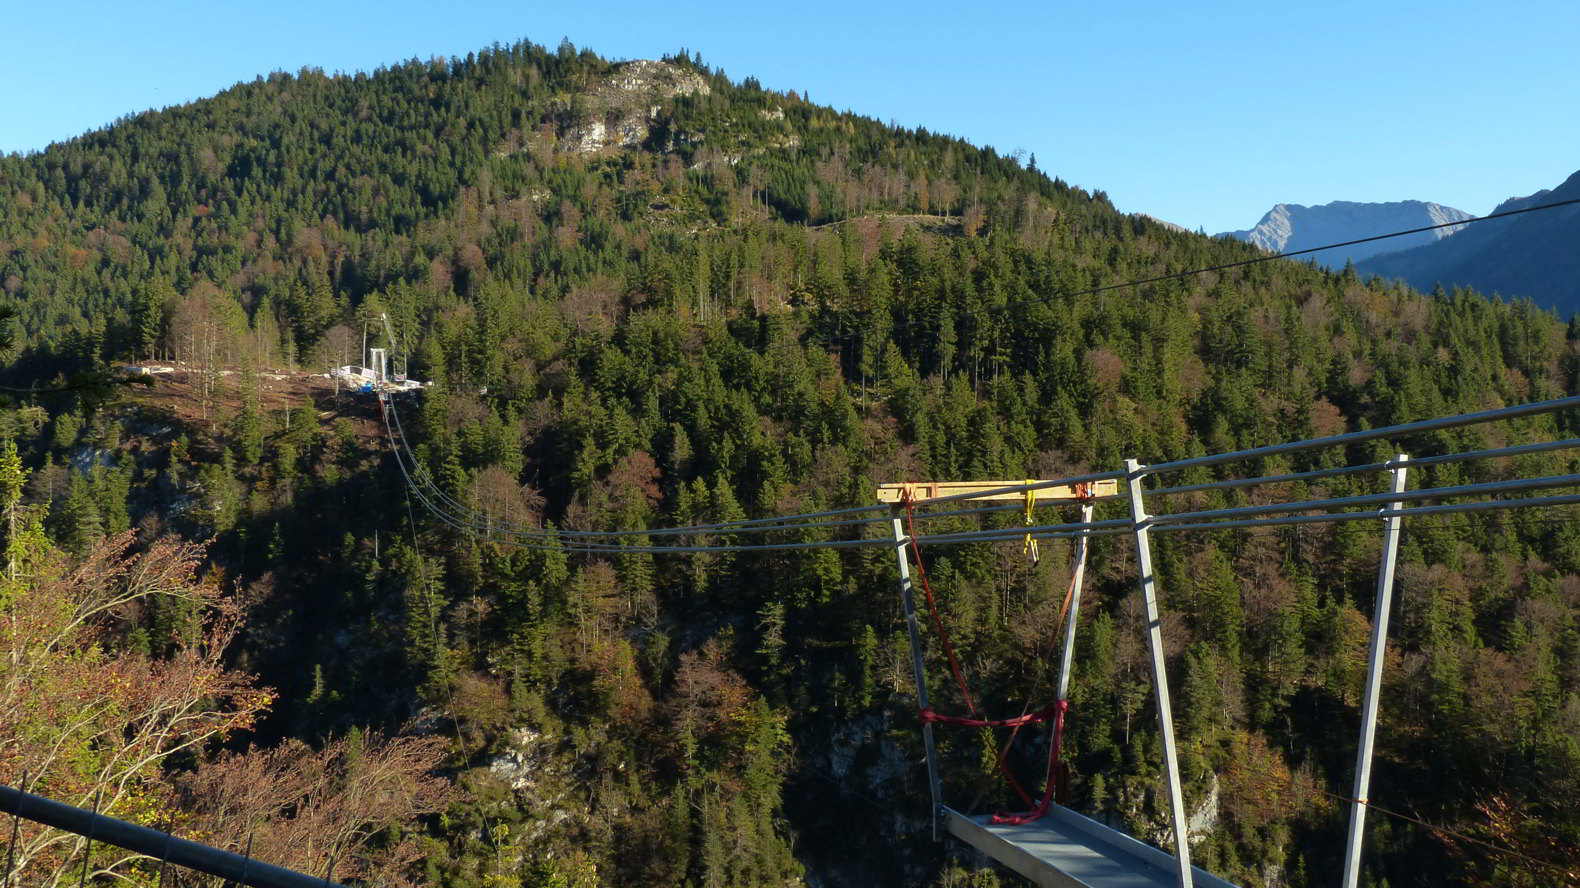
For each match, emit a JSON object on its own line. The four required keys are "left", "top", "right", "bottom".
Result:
{"left": 5, "top": 1, "right": 1578, "bottom": 234}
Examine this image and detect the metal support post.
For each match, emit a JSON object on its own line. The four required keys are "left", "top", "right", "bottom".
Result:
{"left": 240, "top": 833, "right": 255, "bottom": 887}
{"left": 892, "top": 506, "right": 944, "bottom": 839}
{"left": 1124, "top": 459, "right": 1194, "bottom": 888}
{"left": 1055, "top": 503, "right": 1096, "bottom": 704}
{"left": 1045, "top": 502, "right": 1096, "bottom": 807}
{"left": 1341, "top": 455, "right": 1409, "bottom": 888}
{"left": 156, "top": 820, "right": 172, "bottom": 888}
{"left": 3, "top": 770, "right": 23, "bottom": 888}
{"left": 78, "top": 789, "right": 100, "bottom": 888}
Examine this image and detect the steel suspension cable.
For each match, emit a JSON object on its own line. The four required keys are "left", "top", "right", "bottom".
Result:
{"left": 385, "top": 406, "right": 1021, "bottom": 555}
{"left": 385, "top": 396, "right": 1023, "bottom": 547}
{"left": 384, "top": 396, "right": 956, "bottom": 540}
{"left": 384, "top": 386, "right": 1580, "bottom": 555}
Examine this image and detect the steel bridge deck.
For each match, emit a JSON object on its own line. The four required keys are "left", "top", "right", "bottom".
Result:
{"left": 944, "top": 805, "right": 1240, "bottom": 888}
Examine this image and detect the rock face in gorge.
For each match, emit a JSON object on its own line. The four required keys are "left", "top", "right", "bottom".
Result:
{"left": 1358, "top": 169, "right": 1580, "bottom": 316}
{"left": 1218, "top": 199, "right": 1471, "bottom": 268}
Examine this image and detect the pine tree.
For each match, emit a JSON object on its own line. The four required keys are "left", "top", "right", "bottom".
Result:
{"left": 132, "top": 277, "right": 172, "bottom": 361}
{"left": 0, "top": 440, "right": 26, "bottom": 581}
{"left": 57, "top": 472, "right": 103, "bottom": 553}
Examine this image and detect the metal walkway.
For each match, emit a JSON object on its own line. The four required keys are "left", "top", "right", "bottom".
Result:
{"left": 941, "top": 802, "right": 1238, "bottom": 884}
{"left": 945, "top": 806, "right": 1238, "bottom": 888}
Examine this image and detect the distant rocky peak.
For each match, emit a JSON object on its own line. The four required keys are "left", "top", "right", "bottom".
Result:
{"left": 1218, "top": 199, "right": 1473, "bottom": 268}
{"left": 1241, "top": 203, "right": 1296, "bottom": 252}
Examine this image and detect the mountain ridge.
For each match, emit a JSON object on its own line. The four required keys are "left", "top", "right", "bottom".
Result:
{"left": 1218, "top": 199, "right": 1471, "bottom": 267}
{"left": 1357, "top": 169, "right": 1580, "bottom": 315}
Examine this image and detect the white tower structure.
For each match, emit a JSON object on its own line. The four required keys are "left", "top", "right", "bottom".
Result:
{"left": 369, "top": 348, "right": 387, "bottom": 386}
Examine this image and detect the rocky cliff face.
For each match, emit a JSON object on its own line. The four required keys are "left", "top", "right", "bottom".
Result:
{"left": 559, "top": 59, "right": 710, "bottom": 154}
{"left": 1218, "top": 200, "right": 1472, "bottom": 268}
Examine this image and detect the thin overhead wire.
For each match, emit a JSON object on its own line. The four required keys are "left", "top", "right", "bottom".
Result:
{"left": 387, "top": 396, "right": 1580, "bottom": 557}
{"left": 383, "top": 408, "right": 935, "bottom": 554}
{"left": 377, "top": 194, "right": 1580, "bottom": 544}
{"left": 882, "top": 194, "right": 1580, "bottom": 338}
{"left": 385, "top": 397, "right": 926, "bottom": 539}
{"left": 377, "top": 186, "right": 1580, "bottom": 545}
{"left": 1073, "top": 195, "right": 1580, "bottom": 300}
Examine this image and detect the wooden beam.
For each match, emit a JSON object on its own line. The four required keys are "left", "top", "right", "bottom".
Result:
{"left": 875, "top": 479, "right": 1118, "bottom": 505}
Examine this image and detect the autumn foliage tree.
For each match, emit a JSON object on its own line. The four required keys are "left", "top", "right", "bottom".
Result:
{"left": 0, "top": 523, "right": 452, "bottom": 886}
{"left": 177, "top": 731, "right": 454, "bottom": 887}
{"left": 0, "top": 531, "right": 269, "bottom": 886}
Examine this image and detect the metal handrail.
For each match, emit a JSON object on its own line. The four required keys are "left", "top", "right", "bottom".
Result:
{"left": 1142, "top": 394, "right": 1580, "bottom": 476}
{"left": 0, "top": 783, "right": 347, "bottom": 888}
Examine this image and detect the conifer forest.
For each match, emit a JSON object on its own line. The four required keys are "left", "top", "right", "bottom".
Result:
{"left": 0, "top": 40, "right": 1576, "bottom": 888}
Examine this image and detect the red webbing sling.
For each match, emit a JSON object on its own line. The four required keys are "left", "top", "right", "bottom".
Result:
{"left": 902, "top": 484, "right": 1091, "bottom": 824}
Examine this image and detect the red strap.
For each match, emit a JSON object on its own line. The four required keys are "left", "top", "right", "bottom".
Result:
{"left": 905, "top": 498, "right": 977, "bottom": 717}
{"left": 983, "top": 543, "right": 1087, "bottom": 824}
{"left": 903, "top": 493, "right": 1084, "bottom": 825}
{"left": 906, "top": 497, "right": 1033, "bottom": 802}
{"left": 990, "top": 698, "right": 1070, "bottom": 825}
{"left": 919, "top": 705, "right": 1059, "bottom": 729}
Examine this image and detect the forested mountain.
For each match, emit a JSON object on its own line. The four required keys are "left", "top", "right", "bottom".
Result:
{"left": 1218, "top": 200, "right": 1471, "bottom": 269}
{"left": 1, "top": 39, "right": 1577, "bottom": 888}
{"left": 1358, "top": 169, "right": 1580, "bottom": 317}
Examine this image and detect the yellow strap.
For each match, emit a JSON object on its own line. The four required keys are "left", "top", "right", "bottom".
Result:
{"left": 1022, "top": 480, "right": 1039, "bottom": 562}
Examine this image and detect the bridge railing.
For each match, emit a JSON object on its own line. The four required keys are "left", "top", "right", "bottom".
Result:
{"left": 884, "top": 393, "right": 1580, "bottom": 888}
{"left": 1, "top": 781, "right": 348, "bottom": 888}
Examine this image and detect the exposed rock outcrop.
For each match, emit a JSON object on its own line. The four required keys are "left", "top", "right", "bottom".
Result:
{"left": 559, "top": 59, "right": 710, "bottom": 154}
